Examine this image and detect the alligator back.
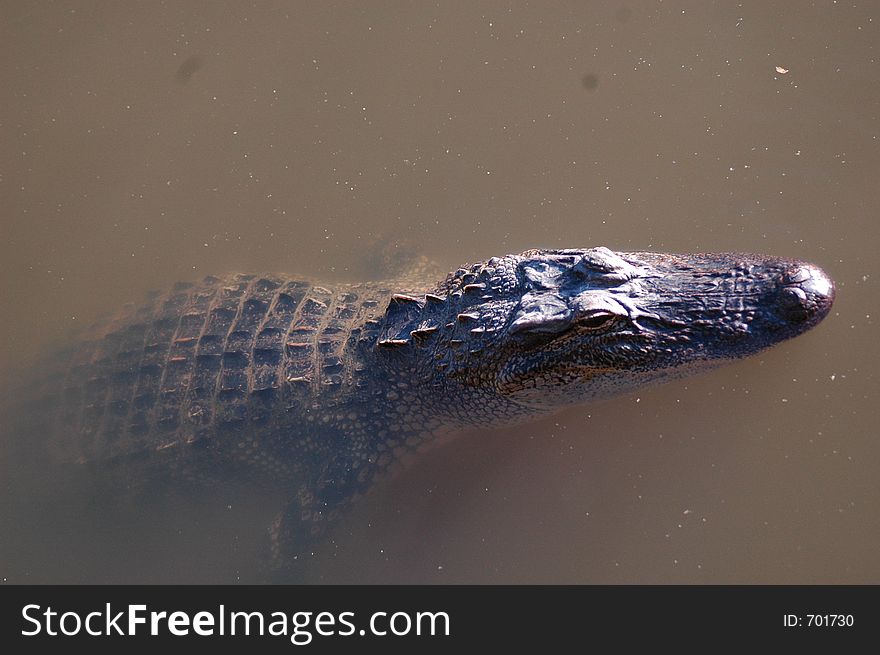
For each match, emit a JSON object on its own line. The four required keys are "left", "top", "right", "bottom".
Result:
{"left": 7, "top": 274, "right": 408, "bottom": 484}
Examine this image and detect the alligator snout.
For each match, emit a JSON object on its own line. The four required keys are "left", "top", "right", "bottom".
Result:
{"left": 776, "top": 263, "right": 835, "bottom": 327}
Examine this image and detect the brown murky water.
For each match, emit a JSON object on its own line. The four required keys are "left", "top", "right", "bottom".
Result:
{"left": 1, "top": 1, "right": 877, "bottom": 583}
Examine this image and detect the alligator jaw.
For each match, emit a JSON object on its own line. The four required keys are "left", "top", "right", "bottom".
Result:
{"left": 624, "top": 251, "right": 835, "bottom": 353}
{"left": 491, "top": 248, "right": 835, "bottom": 408}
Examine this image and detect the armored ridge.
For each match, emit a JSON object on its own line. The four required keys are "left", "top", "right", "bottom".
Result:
{"left": 36, "top": 275, "right": 398, "bottom": 469}
{"left": 15, "top": 274, "right": 443, "bottom": 500}
{"left": 2, "top": 247, "right": 835, "bottom": 575}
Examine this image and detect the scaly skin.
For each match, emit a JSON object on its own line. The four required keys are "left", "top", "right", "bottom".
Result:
{"left": 3, "top": 247, "right": 835, "bottom": 573}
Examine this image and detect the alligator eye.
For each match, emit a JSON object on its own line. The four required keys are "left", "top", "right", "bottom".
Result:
{"left": 576, "top": 312, "right": 617, "bottom": 330}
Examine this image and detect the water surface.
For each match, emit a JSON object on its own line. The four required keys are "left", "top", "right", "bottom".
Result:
{"left": 1, "top": 1, "right": 876, "bottom": 583}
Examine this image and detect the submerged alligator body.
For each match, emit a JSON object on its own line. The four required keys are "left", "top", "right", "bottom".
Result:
{"left": 2, "top": 247, "right": 834, "bottom": 578}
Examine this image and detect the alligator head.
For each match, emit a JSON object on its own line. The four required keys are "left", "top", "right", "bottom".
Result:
{"left": 386, "top": 247, "right": 835, "bottom": 417}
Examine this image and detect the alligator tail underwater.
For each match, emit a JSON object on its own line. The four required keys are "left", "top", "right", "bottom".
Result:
{"left": 0, "top": 247, "right": 834, "bottom": 579}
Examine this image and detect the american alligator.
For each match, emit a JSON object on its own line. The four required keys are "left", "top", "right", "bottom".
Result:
{"left": 1, "top": 247, "right": 834, "bottom": 579}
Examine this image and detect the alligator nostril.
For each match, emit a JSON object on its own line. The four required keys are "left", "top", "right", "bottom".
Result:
{"left": 778, "top": 264, "right": 835, "bottom": 324}
{"left": 797, "top": 265, "right": 834, "bottom": 302}
{"left": 784, "top": 267, "right": 812, "bottom": 285}
{"left": 780, "top": 286, "right": 807, "bottom": 306}
{"left": 777, "top": 286, "right": 810, "bottom": 323}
